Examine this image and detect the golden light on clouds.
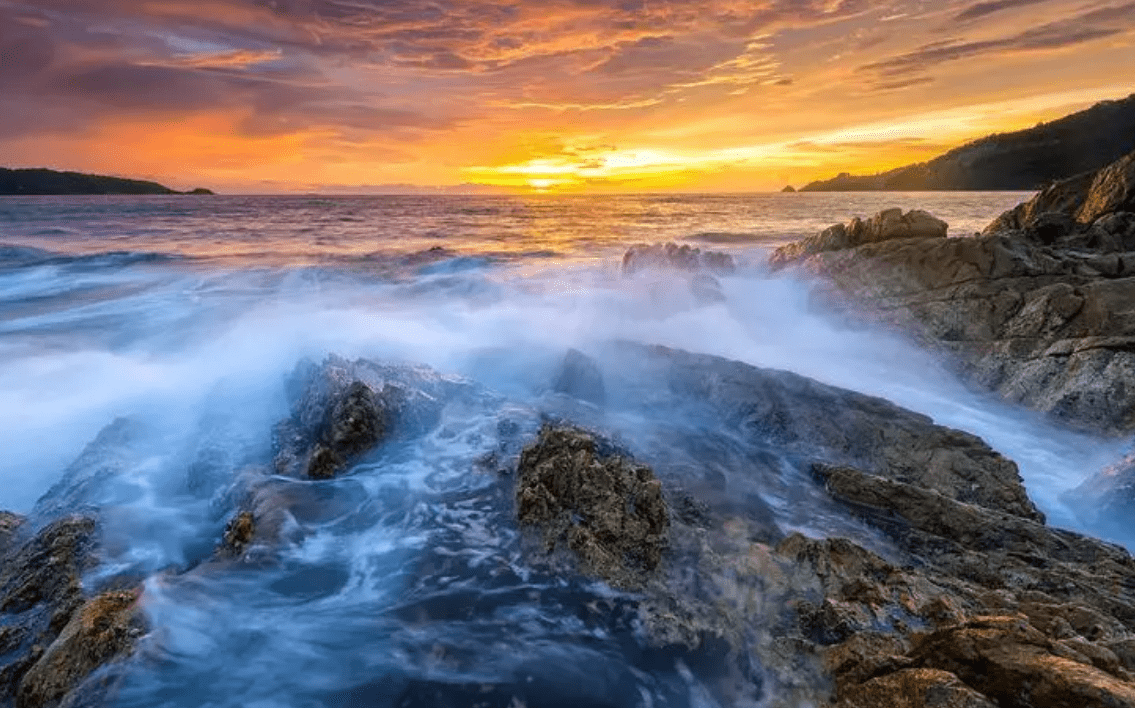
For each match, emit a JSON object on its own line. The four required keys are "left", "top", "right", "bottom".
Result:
{"left": 0, "top": 0, "right": 1132, "bottom": 192}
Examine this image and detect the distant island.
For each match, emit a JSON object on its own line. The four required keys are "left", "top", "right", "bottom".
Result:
{"left": 0, "top": 168, "right": 214, "bottom": 196}
{"left": 801, "top": 93, "right": 1135, "bottom": 192}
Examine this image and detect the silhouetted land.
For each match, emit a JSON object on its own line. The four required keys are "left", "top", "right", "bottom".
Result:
{"left": 0, "top": 168, "right": 213, "bottom": 196}
{"left": 802, "top": 93, "right": 1135, "bottom": 191}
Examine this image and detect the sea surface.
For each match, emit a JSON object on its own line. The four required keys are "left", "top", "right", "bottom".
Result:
{"left": 0, "top": 192, "right": 1125, "bottom": 707}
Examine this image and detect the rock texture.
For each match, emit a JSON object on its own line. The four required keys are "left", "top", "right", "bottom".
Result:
{"left": 621, "top": 242, "right": 735, "bottom": 275}
{"left": 769, "top": 209, "right": 948, "bottom": 268}
{"left": 516, "top": 425, "right": 668, "bottom": 587}
{"left": 511, "top": 345, "right": 1135, "bottom": 707}
{"left": 1066, "top": 452, "right": 1135, "bottom": 545}
{"left": 769, "top": 149, "right": 1135, "bottom": 434}
{"left": 274, "top": 356, "right": 460, "bottom": 479}
{"left": 0, "top": 516, "right": 144, "bottom": 708}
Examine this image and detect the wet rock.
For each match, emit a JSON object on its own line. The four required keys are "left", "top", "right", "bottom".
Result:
{"left": 910, "top": 616, "right": 1135, "bottom": 708}
{"left": 770, "top": 208, "right": 947, "bottom": 268}
{"left": 275, "top": 356, "right": 462, "bottom": 479}
{"left": 1065, "top": 452, "right": 1135, "bottom": 544}
{"left": 551, "top": 349, "right": 606, "bottom": 405}
{"left": 766, "top": 153, "right": 1135, "bottom": 434}
{"left": 0, "top": 512, "right": 24, "bottom": 555}
{"left": 218, "top": 511, "right": 256, "bottom": 559}
{"left": 618, "top": 343, "right": 1043, "bottom": 521}
{"left": 17, "top": 590, "right": 144, "bottom": 708}
{"left": 516, "top": 425, "right": 668, "bottom": 586}
{"left": 0, "top": 516, "right": 98, "bottom": 704}
{"left": 835, "top": 668, "right": 997, "bottom": 708}
{"left": 32, "top": 419, "right": 146, "bottom": 520}
{"left": 621, "top": 242, "right": 735, "bottom": 275}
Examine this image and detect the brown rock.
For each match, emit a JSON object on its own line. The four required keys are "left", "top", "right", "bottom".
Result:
{"left": 516, "top": 425, "right": 669, "bottom": 586}
{"left": 770, "top": 208, "right": 947, "bottom": 268}
{"left": 17, "top": 590, "right": 145, "bottom": 708}
{"left": 218, "top": 511, "right": 255, "bottom": 559}
{"left": 274, "top": 357, "right": 459, "bottom": 479}
{"left": 835, "top": 668, "right": 997, "bottom": 708}
{"left": 911, "top": 616, "right": 1135, "bottom": 708}
{"left": 621, "top": 242, "right": 735, "bottom": 275}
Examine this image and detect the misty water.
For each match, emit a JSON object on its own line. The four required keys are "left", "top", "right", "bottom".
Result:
{"left": 0, "top": 192, "right": 1126, "bottom": 706}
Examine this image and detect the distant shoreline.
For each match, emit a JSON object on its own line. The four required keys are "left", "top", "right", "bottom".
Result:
{"left": 0, "top": 167, "right": 213, "bottom": 196}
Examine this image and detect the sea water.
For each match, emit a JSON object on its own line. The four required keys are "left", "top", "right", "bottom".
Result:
{"left": 0, "top": 192, "right": 1124, "bottom": 707}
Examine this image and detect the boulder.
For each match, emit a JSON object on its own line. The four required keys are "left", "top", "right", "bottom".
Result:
{"left": 0, "top": 516, "right": 98, "bottom": 704}
{"left": 17, "top": 590, "right": 144, "bottom": 708}
{"left": 910, "top": 617, "right": 1135, "bottom": 708}
{"left": 1065, "top": 452, "right": 1135, "bottom": 543}
{"left": 551, "top": 349, "right": 606, "bottom": 405}
{"left": 770, "top": 209, "right": 947, "bottom": 268}
{"left": 621, "top": 242, "right": 735, "bottom": 275}
{"left": 767, "top": 153, "right": 1135, "bottom": 434}
{"left": 516, "top": 425, "right": 669, "bottom": 587}
{"left": 274, "top": 356, "right": 460, "bottom": 479}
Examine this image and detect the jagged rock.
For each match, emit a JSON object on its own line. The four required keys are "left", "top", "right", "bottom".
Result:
{"left": 621, "top": 242, "right": 735, "bottom": 275}
{"left": 0, "top": 516, "right": 98, "bottom": 704}
{"left": 0, "top": 512, "right": 24, "bottom": 555}
{"left": 274, "top": 356, "right": 460, "bottom": 479}
{"left": 834, "top": 668, "right": 997, "bottom": 708}
{"left": 619, "top": 343, "right": 1042, "bottom": 521}
{"left": 551, "top": 349, "right": 606, "bottom": 405}
{"left": 17, "top": 590, "right": 144, "bottom": 708}
{"left": 218, "top": 511, "right": 256, "bottom": 559}
{"left": 910, "top": 616, "right": 1135, "bottom": 708}
{"left": 1066, "top": 452, "right": 1135, "bottom": 544}
{"left": 32, "top": 419, "right": 146, "bottom": 520}
{"left": 516, "top": 425, "right": 668, "bottom": 586}
{"left": 767, "top": 153, "right": 1135, "bottom": 433}
{"left": 770, "top": 209, "right": 947, "bottom": 268}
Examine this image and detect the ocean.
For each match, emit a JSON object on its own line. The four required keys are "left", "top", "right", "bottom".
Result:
{"left": 0, "top": 192, "right": 1123, "bottom": 707}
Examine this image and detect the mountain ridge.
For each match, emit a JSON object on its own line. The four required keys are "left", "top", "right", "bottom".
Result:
{"left": 801, "top": 93, "right": 1135, "bottom": 192}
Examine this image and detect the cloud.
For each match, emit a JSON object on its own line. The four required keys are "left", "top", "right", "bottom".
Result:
{"left": 861, "top": 2, "right": 1134, "bottom": 79}
{"left": 953, "top": 0, "right": 1055, "bottom": 22}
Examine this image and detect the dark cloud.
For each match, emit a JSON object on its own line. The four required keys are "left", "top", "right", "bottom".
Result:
{"left": 954, "top": 0, "right": 1054, "bottom": 22}
{"left": 862, "top": 2, "right": 1133, "bottom": 78}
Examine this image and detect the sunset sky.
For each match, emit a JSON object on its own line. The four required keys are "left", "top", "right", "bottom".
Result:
{"left": 1, "top": 0, "right": 1132, "bottom": 193}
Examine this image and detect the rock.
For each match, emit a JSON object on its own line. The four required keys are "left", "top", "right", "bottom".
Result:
{"left": 17, "top": 590, "right": 144, "bottom": 708}
{"left": 0, "top": 516, "right": 98, "bottom": 704}
{"left": 32, "top": 419, "right": 146, "bottom": 520}
{"left": 0, "top": 512, "right": 24, "bottom": 555}
{"left": 782, "top": 185, "right": 797, "bottom": 193}
{"left": 218, "top": 511, "right": 256, "bottom": 559}
{"left": 618, "top": 343, "right": 1042, "bottom": 521}
{"left": 621, "top": 242, "right": 735, "bottom": 275}
{"left": 910, "top": 616, "right": 1135, "bottom": 708}
{"left": 1079, "top": 151, "right": 1135, "bottom": 223}
{"left": 516, "top": 425, "right": 669, "bottom": 587}
{"left": 835, "top": 668, "right": 997, "bottom": 708}
{"left": 274, "top": 356, "right": 461, "bottom": 479}
{"left": 1065, "top": 452, "right": 1135, "bottom": 543}
{"left": 770, "top": 209, "right": 947, "bottom": 268}
{"left": 551, "top": 349, "right": 606, "bottom": 405}
{"left": 767, "top": 155, "right": 1135, "bottom": 434}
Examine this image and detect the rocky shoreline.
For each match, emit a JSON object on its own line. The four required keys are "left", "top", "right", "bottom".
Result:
{"left": 3, "top": 162, "right": 1135, "bottom": 706}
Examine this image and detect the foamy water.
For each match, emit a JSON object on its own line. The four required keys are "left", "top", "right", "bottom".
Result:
{"left": 0, "top": 191, "right": 1124, "bottom": 707}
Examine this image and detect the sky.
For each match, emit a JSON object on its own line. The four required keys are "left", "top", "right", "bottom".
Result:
{"left": 0, "top": 0, "right": 1132, "bottom": 193}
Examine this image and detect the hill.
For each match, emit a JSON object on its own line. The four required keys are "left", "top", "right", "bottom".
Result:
{"left": 0, "top": 168, "right": 213, "bottom": 196}
{"left": 800, "top": 93, "right": 1135, "bottom": 192}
